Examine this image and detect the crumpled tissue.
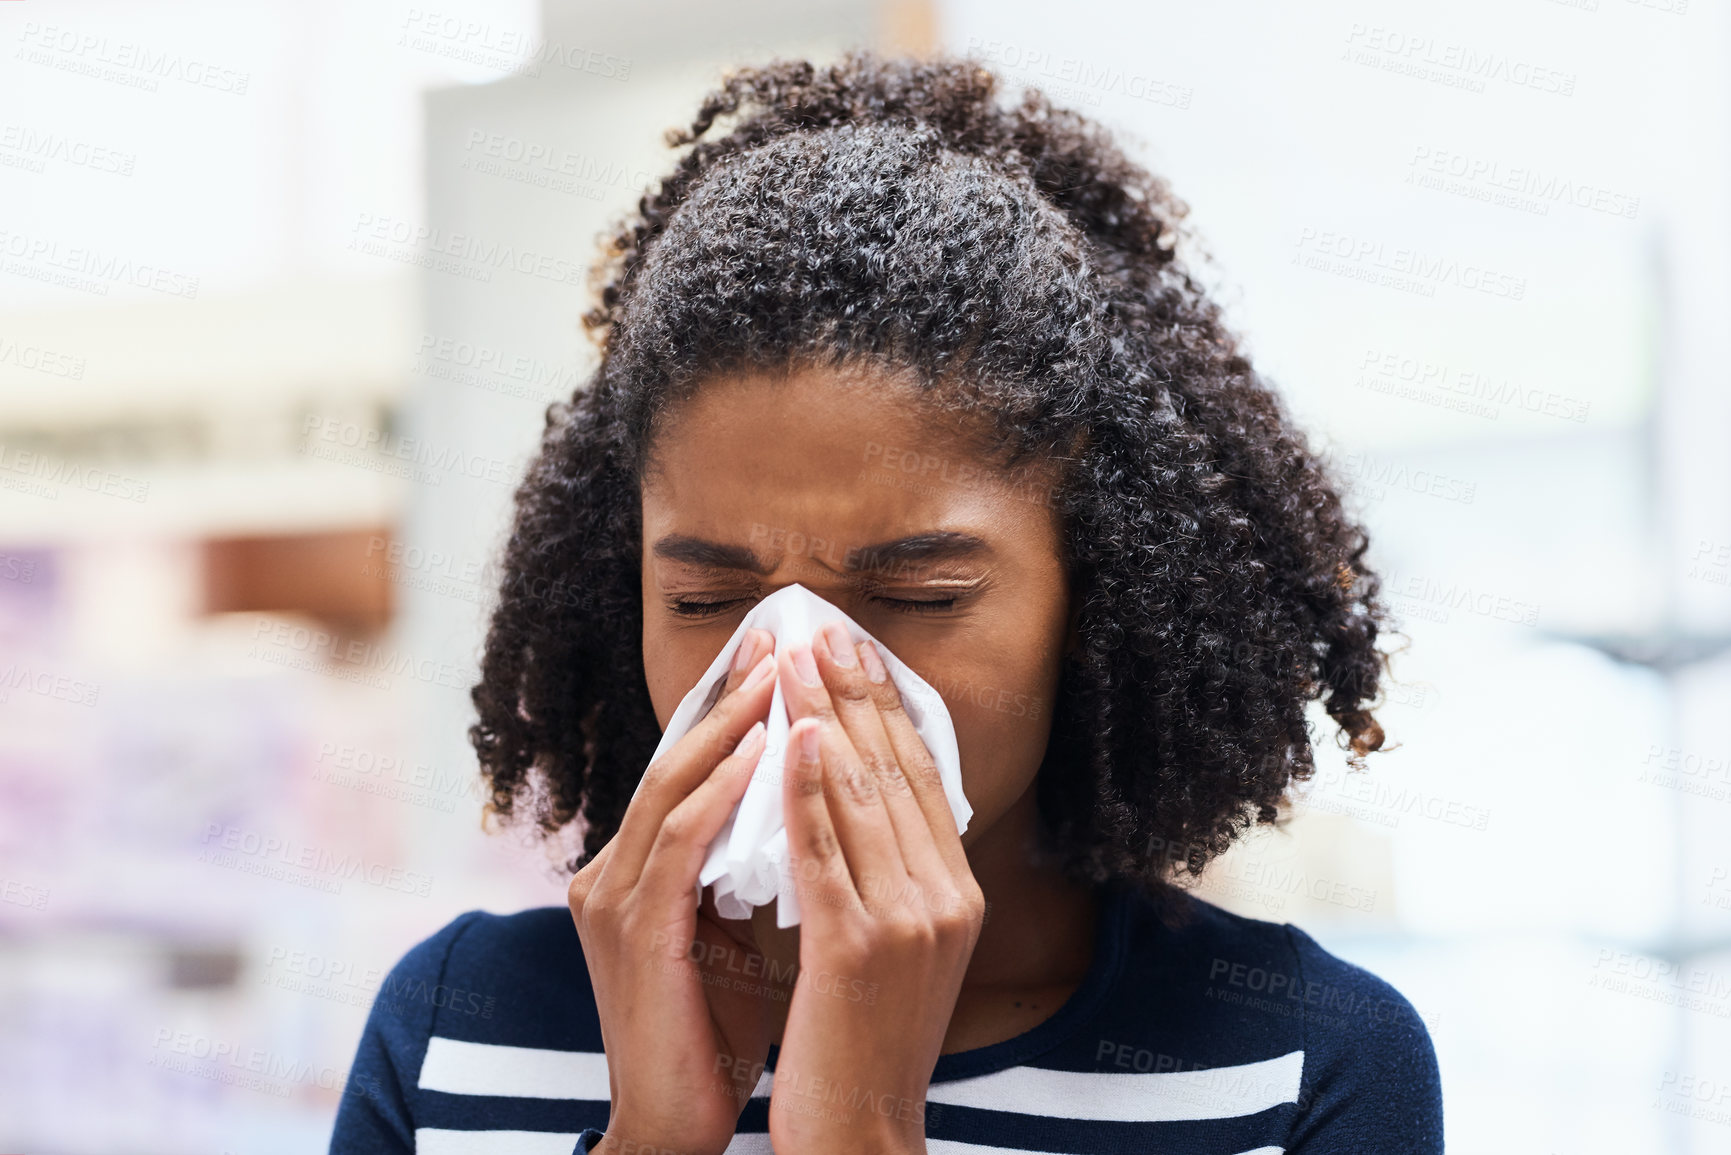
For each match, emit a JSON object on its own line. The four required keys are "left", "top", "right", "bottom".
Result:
{"left": 638, "top": 582, "right": 971, "bottom": 927}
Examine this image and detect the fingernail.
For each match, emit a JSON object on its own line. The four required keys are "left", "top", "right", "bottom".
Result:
{"left": 859, "top": 640, "right": 888, "bottom": 683}
{"left": 734, "top": 721, "right": 765, "bottom": 757}
{"left": 821, "top": 622, "right": 856, "bottom": 667}
{"left": 732, "top": 634, "right": 760, "bottom": 673}
{"left": 742, "top": 653, "right": 775, "bottom": 691}
{"left": 796, "top": 721, "right": 820, "bottom": 763}
{"left": 791, "top": 644, "right": 821, "bottom": 687}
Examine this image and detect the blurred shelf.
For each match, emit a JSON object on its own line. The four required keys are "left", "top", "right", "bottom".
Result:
{"left": 0, "top": 274, "right": 415, "bottom": 424}
{"left": 0, "top": 460, "right": 403, "bottom": 545}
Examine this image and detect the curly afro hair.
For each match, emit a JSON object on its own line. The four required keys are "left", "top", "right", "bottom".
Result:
{"left": 469, "top": 50, "right": 1388, "bottom": 904}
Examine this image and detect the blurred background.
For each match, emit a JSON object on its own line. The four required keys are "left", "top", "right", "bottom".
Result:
{"left": 1, "top": 0, "right": 1727, "bottom": 1151}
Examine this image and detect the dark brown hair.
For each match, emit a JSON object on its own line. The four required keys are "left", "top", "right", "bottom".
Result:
{"left": 469, "top": 51, "right": 1387, "bottom": 900}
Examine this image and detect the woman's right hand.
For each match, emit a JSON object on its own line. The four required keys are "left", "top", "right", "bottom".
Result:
{"left": 569, "top": 629, "right": 781, "bottom": 1155}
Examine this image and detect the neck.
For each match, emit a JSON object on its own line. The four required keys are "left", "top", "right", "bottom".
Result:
{"left": 741, "top": 785, "right": 1100, "bottom": 1050}
{"left": 958, "top": 787, "right": 1099, "bottom": 990}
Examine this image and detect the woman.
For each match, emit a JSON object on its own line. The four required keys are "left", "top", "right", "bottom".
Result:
{"left": 332, "top": 51, "right": 1442, "bottom": 1155}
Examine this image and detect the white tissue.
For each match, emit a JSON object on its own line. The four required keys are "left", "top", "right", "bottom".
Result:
{"left": 637, "top": 582, "right": 970, "bottom": 927}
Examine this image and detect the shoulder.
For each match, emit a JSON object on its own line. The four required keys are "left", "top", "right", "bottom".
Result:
{"left": 1115, "top": 886, "right": 1433, "bottom": 1041}
{"left": 1278, "top": 920, "right": 1433, "bottom": 1046}
{"left": 424, "top": 904, "right": 584, "bottom": 986}
{"left": 1276, "top": 922, "right": 1442, "bottom": 1144}
{"left": 1111, "top": 888, "right": 1442, "bottom": 1150}
{"left": 375, "top": 905, "right": 598, "bottom": 1048}
{"left": 331, "top": 908, "right": 598, "bottom": 1150}
{"left": 374, "top": 905, "right": 576, "bottom": 994}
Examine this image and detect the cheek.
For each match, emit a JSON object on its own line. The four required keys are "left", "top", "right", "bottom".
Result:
{"left": 929, "top": 656, "right": 1057, "bottom": 816}
{"left": 641, "top": 619, "right": 670, "bottom": 728}
{"left": 640, "top": 618, "right": 720, "bottom": 731}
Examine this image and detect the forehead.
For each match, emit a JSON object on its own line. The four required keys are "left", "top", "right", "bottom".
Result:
{"left": 646, "top": 367, "right": 998, "bottom": 510}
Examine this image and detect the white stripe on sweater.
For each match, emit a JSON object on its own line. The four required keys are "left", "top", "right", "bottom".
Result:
{"left": 418, "top": 1037, "right": 610, "bottom": 1099}
{"left": 924, "top": 1048, "right": 1304, "bottom": 1122}
{"left": 416, "top": 1035, "right": 1302, "bottom": 1123}
{"left": 414, "top": 1129, "right": 582, "bottom": 1155}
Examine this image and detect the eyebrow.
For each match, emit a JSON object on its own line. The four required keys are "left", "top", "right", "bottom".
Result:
{"left": 651, "top": 530, "right": 992, "bottom": 575}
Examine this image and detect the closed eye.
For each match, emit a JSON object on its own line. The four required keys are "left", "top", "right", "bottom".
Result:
{"left": 666, "top": 595, "right": 959, "bottom": 618}
{"left": 667, "top": 597, "right": 752, "bottom": 618}
{"left": 875, "top": 596, "right": 957, "bottom": 615}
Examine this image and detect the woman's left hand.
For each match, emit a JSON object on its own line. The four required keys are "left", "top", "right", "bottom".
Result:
{"left": 767, "top": 622, "right": 986, "bottom": 1155}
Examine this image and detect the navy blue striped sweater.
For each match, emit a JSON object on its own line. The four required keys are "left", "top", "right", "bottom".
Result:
{"left": 328, "top": 883, "right": 1442, "bottom": 1154}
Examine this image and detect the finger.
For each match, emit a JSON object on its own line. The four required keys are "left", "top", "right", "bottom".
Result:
{"left": 780, "top": 717, "right": 859, "bottom": 922}
{"left": 810, "top": 623, "right": 948, "bottom": 900}
{"left": 566, "top": 838, "right": 616, "bottom": 914}
{"left": 712, "top": 627, "right": 774, "bottom": 710}
{"left": 852, "top": 639, "right": 971, "bottom": 881}
{"left": 779, "top": 641, "right": 909, "bottom": 898}
{"left": 635, "top": 721, "right": 766, "bottom": 907}
{"left": 609, "top": 650, "right": 775, "bottom": 881}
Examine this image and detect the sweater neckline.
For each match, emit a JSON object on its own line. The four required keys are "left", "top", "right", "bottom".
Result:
{"left": 762, "top": 881, "right": 1132, "bottom": 1083}
{"left": 929, "top": 880, "right": 1130, "bottom": 1082}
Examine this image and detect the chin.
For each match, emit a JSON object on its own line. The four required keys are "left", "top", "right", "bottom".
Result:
{"left": 750, "top": 899, "right": 802, "bottom": 962}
